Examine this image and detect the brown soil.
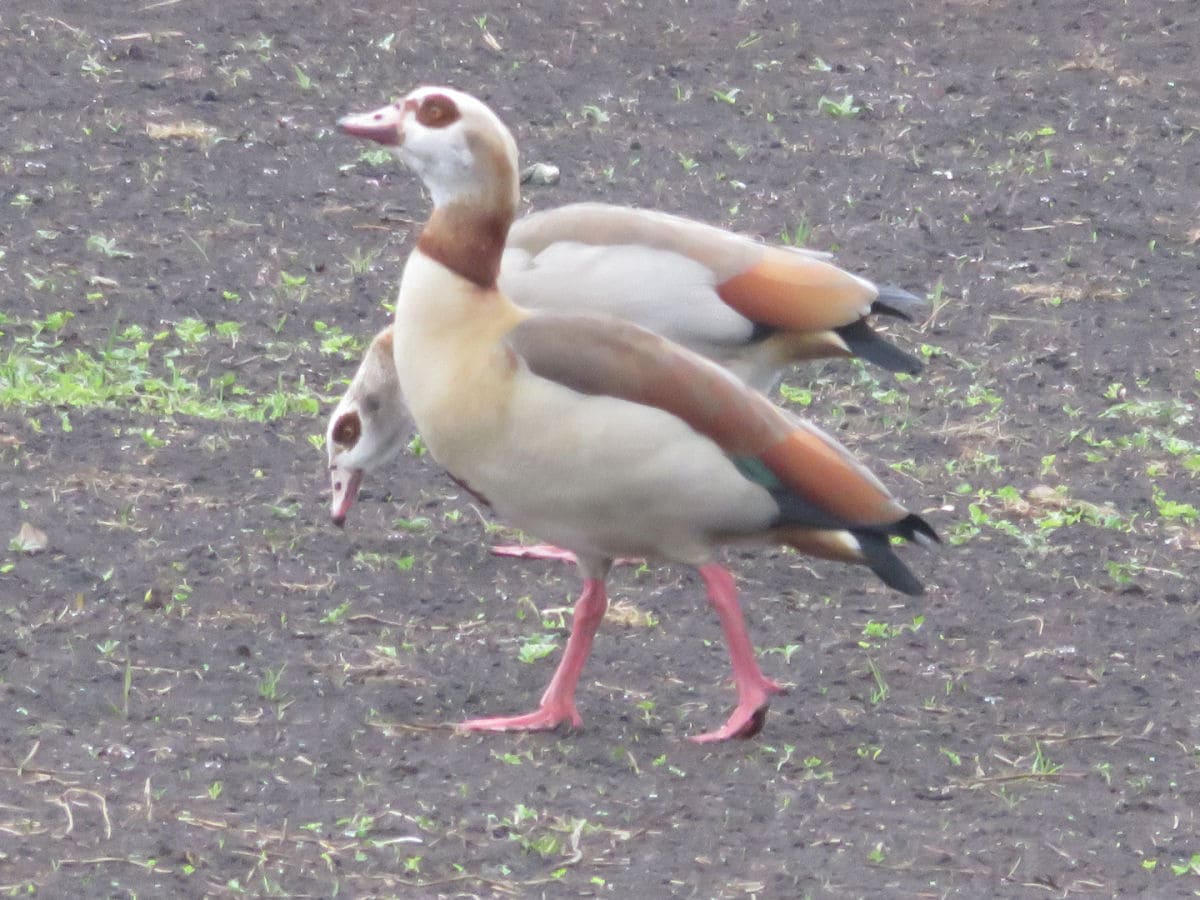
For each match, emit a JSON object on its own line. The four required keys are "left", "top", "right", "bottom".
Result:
{"left": 3, "top": 1, "right": 1199, "bottom": 896}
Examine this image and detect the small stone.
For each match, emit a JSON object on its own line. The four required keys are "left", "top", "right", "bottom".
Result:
{"left": 520, "top": 162, "right": 560, "bottom": 186}
{"left": 14, "top": 522, "right": 48, "bottom": 554}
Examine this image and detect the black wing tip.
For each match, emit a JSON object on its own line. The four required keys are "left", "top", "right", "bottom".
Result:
{"left": 871, "top": 284, "right": 928, "bottom": 322}
{"left": 855, "top": 532, "right": 926, "bottom": 596}
{"left": 896, "top": 512, "right": 941, "bottom": 546}
{"left": 853, "top": 513, "right": 939, "bottom": 596}
{"left": 835, "top": 320, "right": 924, "bottom": 375}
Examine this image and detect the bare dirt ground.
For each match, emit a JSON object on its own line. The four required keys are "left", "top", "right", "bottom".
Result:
{"left": 3, "top": 0, "right": 1200, "bottom": 896}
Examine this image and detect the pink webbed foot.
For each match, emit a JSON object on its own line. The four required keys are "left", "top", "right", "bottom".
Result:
{"left": 689, "top": 678, "right": 785, "bottom": 743}
{"left": 490, "top": 544, "right": 643, "bottom": 568}
{"left": 459, "top": 703, "right": 582, "bottom": 734}
{"left": 490, "top": 543, "right": 580, "bottom": 564}
{"left": 459, "top": 576, "right": 609, "bottom": 737}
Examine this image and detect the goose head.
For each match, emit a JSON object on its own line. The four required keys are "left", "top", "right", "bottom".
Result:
{"left": 338, "top": 85, "right": 520, "bottom": 214}
{"left": 326, "top": 327, "right": 407, "bottom": 526}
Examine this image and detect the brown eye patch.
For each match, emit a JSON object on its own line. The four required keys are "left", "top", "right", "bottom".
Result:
{"left": 416, "top": 94, "right": 461, "bottom": 129}
{"left": 332, "top": 411, "right": 362, "bottom": 448}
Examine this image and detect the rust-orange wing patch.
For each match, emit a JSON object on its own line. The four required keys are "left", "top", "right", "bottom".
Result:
{"left": 716, "top": 247, "right": 875, "bottom": 332}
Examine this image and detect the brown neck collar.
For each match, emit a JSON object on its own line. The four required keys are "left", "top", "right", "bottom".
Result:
{"left": 417, "top": 201, "right": 512, "bottom": 289}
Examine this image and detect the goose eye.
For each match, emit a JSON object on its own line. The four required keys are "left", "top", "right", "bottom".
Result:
{"left": 333, "top": 411, "right": 362, "bottom": 447}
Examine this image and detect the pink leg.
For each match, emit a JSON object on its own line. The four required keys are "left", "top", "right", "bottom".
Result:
{"left": 459, "top": 578, "right": 608, "bottom": 734}
{"left": 690, "top": 563, "right": 784, "bottom": 743}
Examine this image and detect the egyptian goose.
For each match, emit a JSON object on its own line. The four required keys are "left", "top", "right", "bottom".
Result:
{"left": 337, "top": 87, "right": 937, "bottom": 741}
{"left": 329, "top": 205, "right": 925, "bottom": 527}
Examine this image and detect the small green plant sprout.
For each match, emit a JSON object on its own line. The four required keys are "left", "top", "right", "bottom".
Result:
{"left": 344, "top": 245, "right": 380, "bottom": 275}
{"left": 518, "top": 633, "right": 558, "bottom": 664}
{"left": 24, "top": 269, "right": 54, "bottom": 291}
{"left": 171, "top": 581, "right": 193, "bottom": 614}
{"left": 677, "top": 152, "right": 699, "bottom": 173}
{"left": 779, "top": 215, "right": 813, "bottom": 247}
{"left": 215, "top": 320, "right": 242, "bottom": 346}
{"left": 207, "top": 780, "right": 223, "bottom": 800}
{"left": 312, "top": 321, "right": 362, "bottom": 358}
{"left": 469, "top": 13, "right": 503, "bottom": 50}
{"left": 763, "top": 643, "right": 802, "bottom": 663}
{"left": 711, "top": 87, "right": 740, "bottom": 105}
{"left": 761, "top": 742, "right": 796, "bottom": 770}
{"left": 859, "top": 615, "right": 924, "bottom": 649}
{"left": 96, "top": 639, "right": 120, "bottom": 657}
{"left": 258, "top": 663, "right": 286, "bottom": 701}
{"left": 1171, "top": 853, "right": 1200, "bottom": 877}
{"left": 818, "top": 94, "right": 861, "bottom": 117}
{"left": 651, "top": 754, "right": 687, "bottom": 777}
{"left": 808, "top": 56, "right": 833, "bottom": 72}
{"left": 860, "top": 620, "right": 891, "bottom": 647}
{"left": 275, "top": 270, "right": 309, "bottom": 304}
{"left": 865, "top": 658, "right": 889, "bottom": 705}
{"left": 293, "top": 65, "right": 316, "bottom": 91}
{"left": 353, "top": 550, "right": 387, "bottom": 571}
{"left": 777, "top": 383, "right": 812, "bottom": 407}
{"left": 268, "top": 500, "right": 300, "bottom": 520}
{"left": 491, "top": 749, "right": 528, "bottom": 766}
{"left": 392, "top": 516, "right": 431, "bottom": 532}
{"left": 1105, "top": 559, "right": 1140, "bottom": 586}
{"left": 81, "top": 54, "right": 114, "bottom": 80}
{"left": 174, "top": 317, "right": 209, "bottom": 344}
{"left": 86, "top": 234, "right": 135, "bottom": 259}
{"left": 1152, "top": 486, "right": 1198, "bottom": 524}
{"left": 511, "top": 803, "right": 537, "bottom": 826}
{"left": 635, "top": 698, "right": 656, "bottom": 724}
{"left": 338, "top": 811, "right": 375, "bottom": 839}
{"left": 856, "top": 744, "right": 883, "bottom": 761}
{"left": 1030, "top": 741, "right": 1062, "bottom": 777}
{"left": 727, "top": 139, "right": 751, "bottom": 160}
{"left": 321, "top": 601, "right": 351, "bottom": 625}
{"left": 867, "top": 843, "right": 886, "bottom": 864}
{"left": 354, "top": 146, "right": 393, "bottom": 168}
